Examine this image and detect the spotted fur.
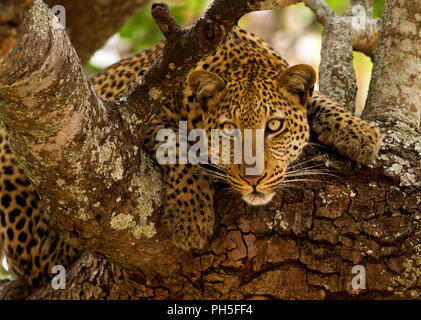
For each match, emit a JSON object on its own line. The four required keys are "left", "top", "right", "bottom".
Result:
{"left": 93, "top": 26, "right": 380, "bottom": 249}
{"left": 0, "top": 27, "right": 381, "bottom": 284}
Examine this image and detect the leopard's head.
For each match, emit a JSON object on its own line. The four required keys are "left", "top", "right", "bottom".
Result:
{"left": 187, "top": 64, "right": 316, "bottom": 206}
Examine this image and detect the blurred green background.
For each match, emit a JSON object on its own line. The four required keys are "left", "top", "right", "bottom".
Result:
{"left": 116, "top": 0, "right": 384, "bottom": 54}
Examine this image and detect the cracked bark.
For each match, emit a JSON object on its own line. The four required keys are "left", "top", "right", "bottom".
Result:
{"left": 0, "top": 0, "right": 420, "bottom": 299}
{"left": 26, "top": 137, "right": 421, "bottom": 299}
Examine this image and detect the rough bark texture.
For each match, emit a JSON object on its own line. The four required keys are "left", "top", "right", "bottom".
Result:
{"left": 43, "top": 0, "right": 150, "bottom": 65}
{"left": 25, "top": 137, "right": 421, "bottom": 299}
{"left": 346, "top": 0, "right": 379, "bottom": 59}
{"left": 363, "top": 0, "right": 421, "bottom": 130}
{"left": 0, "top": 278, "right": 30, "bottom": 299}
{"left": 319, "top": 18, "right": 357, "bottom": 113}
{"left": 306, "top": 0, "right": 357, "bottom": 113}
{"left": 0, "top": 0, "right": 420, "bottom": 300}
{"left": 306, "top": 0, "right": 379, "bottom": 113}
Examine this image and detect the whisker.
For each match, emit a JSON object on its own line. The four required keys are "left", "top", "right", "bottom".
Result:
{"left": 306, "top": 141, "right": 329, "bottom": 149}
{"left": 284, "top": 171, "right": 338, "bottom": 178}
{"left": 196, "top": 168, "right": 229, "bottom": 181}
{"left": 284, "top": 178, "right": 323, "bottom": 183}
{"left": 285, "top": 165, "right": 329, "bottom": 175}
{"left": 288, "top": 155, "right": 326, "bottom": 169}
{"left": 201, "top": 162, "right": 226, "bottom": 171}
{"left": 287, "top": 162, "right": 327, "bottom": 170}
{"left": 276, "top": 184, "right": 307, "bottom": 191}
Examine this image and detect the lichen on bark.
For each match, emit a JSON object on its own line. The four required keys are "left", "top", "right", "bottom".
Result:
{"left": 1, "top": 0, "right": 421, "bottom": 300}
{"left": 363, "top": 0, "right": 421, "bottom": 129}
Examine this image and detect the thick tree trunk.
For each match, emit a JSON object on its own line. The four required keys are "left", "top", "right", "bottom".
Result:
{"left": 363, "top": 0, "right": 421, "bottom": 129}
{"left": 0, "top": 0, "right": 420, "bottom": 299}
{"left": 26, "top": 138, "right": 421, "bottom": 299}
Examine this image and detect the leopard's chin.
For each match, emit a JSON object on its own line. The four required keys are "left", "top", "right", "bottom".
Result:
{"left": 242, "top": 191, "right": 275, "bottom": 206}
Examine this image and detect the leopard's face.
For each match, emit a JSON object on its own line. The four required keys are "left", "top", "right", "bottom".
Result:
{"left": 188, "top": 64, "right": 316, "bottom": 206}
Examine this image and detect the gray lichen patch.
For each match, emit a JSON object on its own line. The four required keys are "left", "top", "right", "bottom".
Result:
{"left": 110, "top": 151, "right": 162, "bottom": 239}
{"left": 383, "top": 122, "right": 421, "bottom": 157}
{"left": 31, "top": 0, "right": 55, "bottom": 37}
{"left": 77, "top": 207, "right": 92, "bottom": 222}
{"left": 72, "top": 187, "right": 92, "bottom": 221}
{"left": 120, "top": 111, "right": 143, "bottom": 134}
{"left": 110, "top": 212, "right": 157, "bottom": 239}
{"left": 110, "top": 213, "right": 137, "bottom": 231}
{"left": 88, "top": 133, "right": 125, "bottom": 185}
{"left": 391, "top": 252, "right": 421, "bottom": 297}
{"left": 380, "top": 124, "right": 421, "bottom": 187}
{"left": 148, "top": 87, "right": 163, "bottom": 101}
{"left": 273, "top": 209, "right": 289, "bottom": 230}
{"left": 111, "top": 156, "right": 124, "bottom": 181}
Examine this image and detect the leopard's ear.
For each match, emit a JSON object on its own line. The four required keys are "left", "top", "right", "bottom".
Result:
{"left": 279, "top": 64, "right": 316, "bottom": 106}
{"left": 187, "top": 70, "right": 225, "bottom": 110}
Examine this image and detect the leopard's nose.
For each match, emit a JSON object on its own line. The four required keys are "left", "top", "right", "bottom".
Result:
{"left": 242, "top": 175, "right": 264, "bottom": 186}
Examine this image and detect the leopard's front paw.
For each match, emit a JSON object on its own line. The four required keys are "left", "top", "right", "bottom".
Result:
{"left": 162, "top": 168, "right": 215, "bottom": 250}
{"left": 332, "top": 119, "right": 381, "bottom": 165}
{"left": 163, "top": 200, "right": 215, "bottom": 250}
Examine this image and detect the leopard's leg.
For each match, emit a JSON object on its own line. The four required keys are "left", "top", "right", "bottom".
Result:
{"left": 162, "top": 164, "right": 214, "bottom": 250}
{"left": 143, "top": 115, "right": 215, "bottom": 250}
{"left": 306, "top": 91, "right": 381, "bottom": 165}
{"left": 0, "top": 124, "right": 79, "bottom": 287}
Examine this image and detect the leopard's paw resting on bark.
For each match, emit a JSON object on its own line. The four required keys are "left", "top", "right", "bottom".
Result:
{"left": 307, "top": 92, "right": 382, "bottom": 165}
{"left": 162, "top": 165, "right": 215, "bottom": 250}
{"left": 330, "top": 119, "right": 381, "bottom": 165}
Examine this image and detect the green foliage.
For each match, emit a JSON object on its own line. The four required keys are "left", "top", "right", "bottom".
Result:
{"left": 87, "top": 0, "right": 385, "bottom": 74}
{"left": 119, "top": 4, "right": 164, "bottom": 53}
{"left": 85, "top": 62, "right": 102, "bottom": 76}
{"left": 114, "top": 0, "right": 385, "bottom": 55}
{"left": 326, "top": 0, "right": 350, "bottom": 15}
{"left": 119, "top": 0, "right": 212, "bottom": 54}
{"left": 326, "top": 0, "right": 384, "bottom": 17}
{"left": 0, "top": 265, "right": 11, "bottom": 280}
{"left": 373, "top": 0, "right": 385, "bottom": 18}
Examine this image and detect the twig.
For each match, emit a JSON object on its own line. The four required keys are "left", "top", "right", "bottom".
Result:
{"left": 305, "top": 0, "right": 336, "bottom": 26}
{"left": 151, "top": 2, "right": 182, "bottom": 38}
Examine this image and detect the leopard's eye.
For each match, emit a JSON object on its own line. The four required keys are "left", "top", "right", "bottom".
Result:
{"left": 221, "top": 122, "right": 237, "bottom": 136}
{"left": 266, "top": 118, "right": 285, "bottom": 134}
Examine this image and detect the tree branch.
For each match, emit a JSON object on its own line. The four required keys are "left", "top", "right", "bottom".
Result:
{"left": 0, "top": 0, "right": 305, "bottom": 276}
{"left": 350, "top": 0, "right": 374, "bottom": 16}
{"left": 1, "top": 0, "right": 420, "bottom": 300}
{"left": 344, "top": 1, "right": 379, "bottom": 59}
{"left": 306, "top": 0, "right": 380, "bottom": 114}
{"left": 305, "top": 0, "right": 337, "bottom": 26}
{"left": 306, "top": 0, "right": 357, "bottom": 113}
{"left": 43, "top": 0, "right": 150, "bottom": 65}
{"left": 10, "top": 132, "right": 421, "bottom": 299}
{"left": 151, "top": 2, "right": 182, "bottom": 38}
{"left": 363, "top": 0, "right": 421, "bottom": 130}
{"left": 0, "top": 278, "right": 31, "bottom": 300}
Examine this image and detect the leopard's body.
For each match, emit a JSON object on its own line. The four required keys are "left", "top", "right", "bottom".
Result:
{"left": 0, "top": 27, "right": 381, "bottom": 285}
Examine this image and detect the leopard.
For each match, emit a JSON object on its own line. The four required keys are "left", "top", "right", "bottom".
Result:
{"left": 0, "top": 26, "right": 381, "bottom": 286}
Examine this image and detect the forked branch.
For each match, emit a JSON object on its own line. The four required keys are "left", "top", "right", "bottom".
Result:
{"left": 306, "top": 0, "right": 380, "bottom": 113}
{"left": 0, "top": 0, "right": 305, "bottom": 275}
